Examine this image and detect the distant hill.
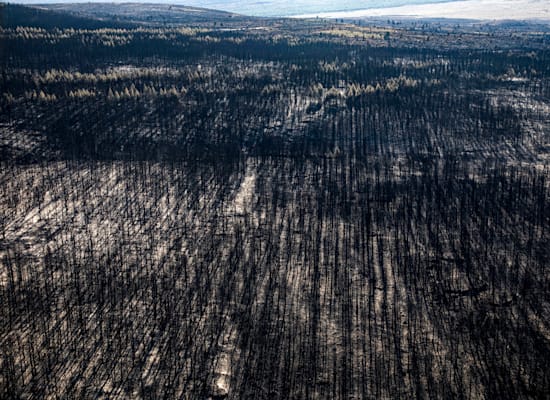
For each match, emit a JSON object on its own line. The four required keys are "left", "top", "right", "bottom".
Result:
{"left": 0, "top": 3, "right": 259, "bottom": 30}
{"left": 0, "top": 3, "right": 133, "bottom": 29}
{"left": 35, "top": 3, "right": 255, "bottom": 26}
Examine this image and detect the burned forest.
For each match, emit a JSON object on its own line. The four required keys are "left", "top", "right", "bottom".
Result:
{"left": 1, "top": 3, "right": 549, "bottom": 399}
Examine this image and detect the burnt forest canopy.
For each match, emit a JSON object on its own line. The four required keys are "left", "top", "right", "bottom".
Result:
{"left": 1, "top": 3, "right": 549, "bottom": 400}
